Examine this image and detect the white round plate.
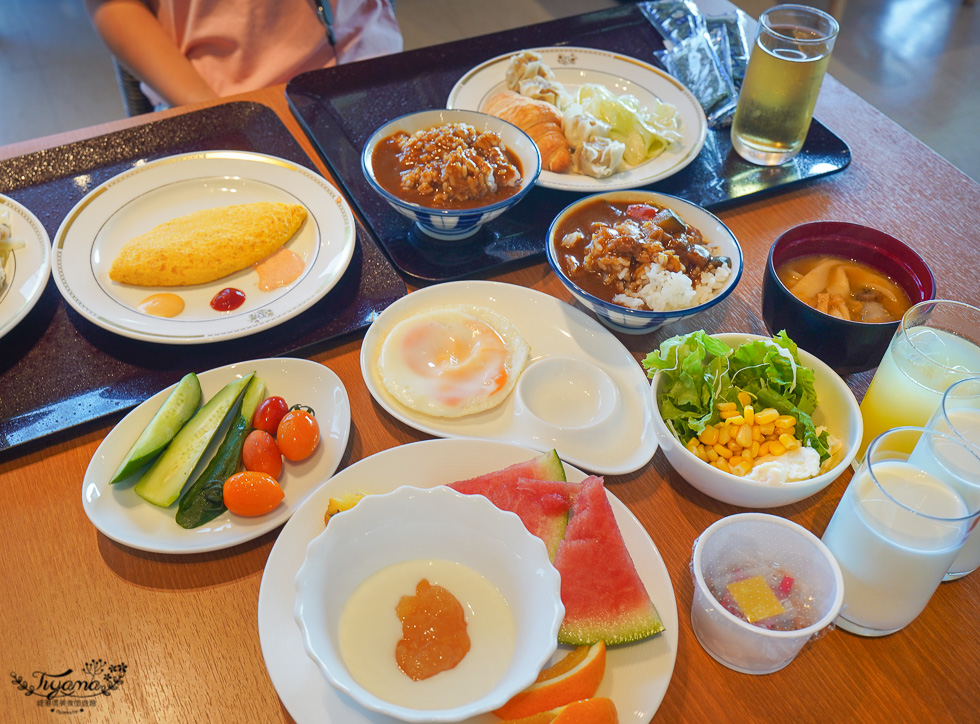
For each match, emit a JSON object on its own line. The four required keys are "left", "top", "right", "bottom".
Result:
{"left": 0, "top": 194, "right": 51, "bottom": 340}
{"left": 52, "top": 150, "right": 356, "bottom": 344}
{"left": 258, "top": 438, "right": 678, "bottom": 724}
{"left": 82, "top": 357, "right": 351, "bottom": 554}
{"left": 447, "top": 47, "right": 707, "bottom": 192}
{"left": 359, "top": 280, "right": 658, "bottom": 475}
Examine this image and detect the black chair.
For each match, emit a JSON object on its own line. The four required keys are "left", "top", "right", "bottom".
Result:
{"left": 112, "top": 58, "right": 154, "bottom": 117}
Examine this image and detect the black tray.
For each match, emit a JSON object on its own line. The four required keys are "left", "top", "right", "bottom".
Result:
{"left": 0, "top": 101, "right": 407, "bottom": 455}
{"left": 286, "top": 4, "right": 850, "bottom": 283}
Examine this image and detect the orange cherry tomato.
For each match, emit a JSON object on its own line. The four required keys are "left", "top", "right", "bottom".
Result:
{"left": 242, "top": 429, "right": 282, "bottom": 479}
{"left": 277, "top": 405, "right": 320, "bottom": 461}
{"left": 223, "top": 471, "right": 284, "bottom": 516}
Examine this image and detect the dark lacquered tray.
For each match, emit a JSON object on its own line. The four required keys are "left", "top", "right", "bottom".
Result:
{"left": 0, "top": 101, "right": 407, "bottom": 455}
{"left": 286, "top": 4, "right": 850, "bottom": 283}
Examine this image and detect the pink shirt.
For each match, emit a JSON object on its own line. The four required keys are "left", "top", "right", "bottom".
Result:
{"left": 144, "top": 0, "right": 402, "bottom": 101}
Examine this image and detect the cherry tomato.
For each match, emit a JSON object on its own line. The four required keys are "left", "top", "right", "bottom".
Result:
{"left": 277, "top": 405, "right": 320, "bottom": 461}
{"left": 223, "top": 471, "right": 284, "bottom": 516}
{"left": 242, "top": 429, "right": 282, "bottom": 479}
{"left": 253, "top": 396, "right": 289, "bottom": 435}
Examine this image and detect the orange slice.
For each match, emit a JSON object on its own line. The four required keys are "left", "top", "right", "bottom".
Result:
{"left": 493, "top": 641, "right": 606, "bottom": 720}
{"left": 499, "top": 697, "right": 618, "bottom": 724}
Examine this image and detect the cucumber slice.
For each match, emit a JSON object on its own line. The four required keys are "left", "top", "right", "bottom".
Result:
{"left": 110, "top": 373, "right": 202, "bottom": 484}
{"left": 134, "top": 373, "right": 254, "bottom": 507}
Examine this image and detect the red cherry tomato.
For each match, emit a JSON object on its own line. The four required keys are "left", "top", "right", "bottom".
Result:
{"left": 223, "top": 471, "right": 284, "bottom": 516}
{"left": 253, "top": 396, "right": 289, "bottom": 435}
{"left": 242, "top": 429, "right": 283, "bottom": 479}
{"left": 277, "top": 405, "right": 320, "bottom": 461}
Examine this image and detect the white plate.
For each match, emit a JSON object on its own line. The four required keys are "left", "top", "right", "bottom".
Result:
{"left": 447, "top": 47, "right": 707, "bottom": 192}
{"left": 82, "top": 357, "right": 351, "bottom": 554}
{"left": 0, "top": 194, "right": 51, "bottom": 340}
{"left": 52, "top": 150, "right": 356, "bottom": 344}
{"left": 360, "top": 280, "right": 658, "bottom": 475}
{"left": 258, "top": 438, "right": 678, "bottom": 724}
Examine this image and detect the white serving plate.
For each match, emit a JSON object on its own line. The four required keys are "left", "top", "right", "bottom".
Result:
{"left": 359, "top": 280, "right": 659, "bottom": 475}
{"left": 0, "top": 194, "right": 51, "bottom": 340}
{"left": 82, "top": 357, "right": 351, "bottom": 554}
{"left": 258, "top": 438, "right": 678, "bottom": 724}
{"left": 53, "top": 150, "right": 356, "bottom": 344}
{"left": 447, "top": 46, "right": 706, "bottom": 192}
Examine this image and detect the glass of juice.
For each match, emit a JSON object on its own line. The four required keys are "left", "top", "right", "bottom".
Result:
{"left": 857, "top": 300, "right": 980, "bottom": 461}
{"left": 918, "top": 376, "right": 980, "bottom": 580}
{"left": 731, "top": 4, "right": 839, "bottom": 166}
{"left": 822, "top": 427, "right": 980, "bottom": 637}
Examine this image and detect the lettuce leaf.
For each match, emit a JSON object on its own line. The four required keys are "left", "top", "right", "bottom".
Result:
{"left": 643, "top": 330, "right": 830, "bottom": 461}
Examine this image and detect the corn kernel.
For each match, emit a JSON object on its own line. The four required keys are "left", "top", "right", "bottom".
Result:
{"left": 779, "top": 434, "right": 800, "bottom": 450}
{"left": 720, "top": 409, "right": 742, "bottom": 421}
{"left": 759, "top": 441, "right": 770, "bottom": 456}
{"left": 686, "top": 437, "right": 700, "bottom": 454}
{"left": 718, "top": 426, "right": 732, "bottom": 445}
{"left": 752, "top": 425, "right": 763, "bottom": 442}
{"left": 732, "top": 460, "right": 753, "bottom": 477}
{"left": 713, "top": 443, "right": 733, "bottom": 459}
{"left": 741, "top": 448, "right": 753, "bottom": 462}
{"left": 694, "top": 445, "right": 708, "bottom": 461}
{"left": 706, "top": 447, "right": 720, "bottom": 462}
{"left": 726, "top": 415, "right": 746, "bottom": 426}
{"left": 755, "top": 408, "right": 779, "bottom": 425}
{"left": 769, "top": 440, "right": 787, "bottom": 456}
{"left": 751, "top": 441, "right": 760, "bottom": 458}
{"left": 775, "top": 415, "right": 797, "bottom": 429}
{"left": 760, "top": 423, "right": 775, "bottom": 436}
{"left": 727, "top": 439, "right": 742, "bottom": 454}
{"left": 737, "top": 391, "right": 752, "bottom": 408}
{"left": 717, "top": 402, "right": 737, "bottom": 412}
{"left": 699, "top": 426, "right": 720, "bottom": 446}
{"left": 743, "top": 405, "right": 755, "bottom": 426}
{"left": 784, "top": 426, "right": 797, "bottom": 438}
{"left": 736, "top": 423, "right": 754, "bottom": 448}
{"left": 712, "top": 458, "right": 732, "bottom": 473}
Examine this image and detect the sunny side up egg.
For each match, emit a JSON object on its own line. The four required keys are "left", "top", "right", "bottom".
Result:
{"left": 376, "top": 306, "right": 529, "bottom": 418}
{"left": 338, "top": 559, "right": 517, "bottom": 710}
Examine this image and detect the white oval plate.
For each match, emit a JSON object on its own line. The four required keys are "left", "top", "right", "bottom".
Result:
{"left": 0, "top": 194, "right": 51, "bottom": 340}
{"left": 53, "top": 151, "right": 356, "bottom": 344}
{"left": 258, "top": 438, "right": 678, "bottom": 724}
{"left": 82, "top": 357, "right": 351, "bottom": 554}
{"left": 359, "top": 280, "right": 658, "bottom": 475}
{"left": 447, "top": 47, "right": 707, "bottom": 192}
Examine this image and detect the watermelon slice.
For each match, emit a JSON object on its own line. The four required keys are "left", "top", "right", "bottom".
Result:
{"left": 554, "top": 475, "right": 665, "bottom": 646}
{"left": 448, "top": 450, "right": 571, "bottom": 561}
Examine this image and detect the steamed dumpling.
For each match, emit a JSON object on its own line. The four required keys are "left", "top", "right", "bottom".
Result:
{"left": 573, "top": 137, "right": 626, "bottom": 178}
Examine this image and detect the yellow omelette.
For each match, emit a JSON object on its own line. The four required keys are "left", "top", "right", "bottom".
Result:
{"left": 108, "top": 202, "right": 308, "bottom": 287}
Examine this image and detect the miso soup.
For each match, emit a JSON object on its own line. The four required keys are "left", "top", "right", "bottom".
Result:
{"left": 776, "top": 255, "right": 912, "bottom": 323}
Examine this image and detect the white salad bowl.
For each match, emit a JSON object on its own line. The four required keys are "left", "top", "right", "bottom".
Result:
{"left": 361, "top": 109, "right": 542, "bottom": 241}
{"left": 293, "top": 485, "right": 563, "bottom": 722}
{"left": 547, "top": 190, "right": 743, "bottom": 335}
{"left": 649, "top": 333, "right": 862, "bottom": 508}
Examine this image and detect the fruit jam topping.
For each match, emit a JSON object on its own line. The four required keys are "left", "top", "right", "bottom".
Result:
{"left": 710, "top": 564, "right": 820, "bottom": 631}
{"left": 395, "top": 578, "right": 471, "bottom": 680}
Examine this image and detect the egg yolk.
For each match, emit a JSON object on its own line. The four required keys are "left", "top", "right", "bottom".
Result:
{"left": 137, "top": 293, "right": 184, "bottom": 318}
{"left": 399, "top": 317, "right": 509, "bottom": 406}
{"left": 254, "top": 248, "right": 305, "bottom": 291}
{"left": 395, "top": 579, "right": 470, "bottom": 681}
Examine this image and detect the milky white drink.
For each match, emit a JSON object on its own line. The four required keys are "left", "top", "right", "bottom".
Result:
{"left": 822, "top": 460, "right": 971, "bottom": 635}
{"left": 910, "top": 408, "right": 980, "bottom": 578}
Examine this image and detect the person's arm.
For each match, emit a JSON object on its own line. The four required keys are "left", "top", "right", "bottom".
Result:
{"left": 84, "top": 0, "right": 219, "bottom": 106}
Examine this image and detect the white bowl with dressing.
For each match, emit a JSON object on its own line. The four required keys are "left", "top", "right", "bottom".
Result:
{"left": 294, "top": 485, "right": 563, "bottom": 722}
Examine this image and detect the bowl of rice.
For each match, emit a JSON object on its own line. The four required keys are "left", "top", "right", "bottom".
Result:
{"left": 546, "top": 190, "right": 742, "bottom": 334}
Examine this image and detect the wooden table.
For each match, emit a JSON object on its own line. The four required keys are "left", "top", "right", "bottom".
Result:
{"left": 3, "top": 38, "right": 979, "bottom": 724}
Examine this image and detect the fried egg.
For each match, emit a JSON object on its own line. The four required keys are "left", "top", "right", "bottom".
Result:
{"left": 376, "top": 305, "right": 529, "bottom": 418}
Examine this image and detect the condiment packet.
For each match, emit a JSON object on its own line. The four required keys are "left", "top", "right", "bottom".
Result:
{"left": 707, "top": 10, "right": 751, "bottom": 90}
{"left": 640, "top": 0, "right": 738, "bottom": 127}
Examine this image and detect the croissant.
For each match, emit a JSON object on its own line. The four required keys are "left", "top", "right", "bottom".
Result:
{"left": 484, "top": 91, "right": 572, "bottom": 174}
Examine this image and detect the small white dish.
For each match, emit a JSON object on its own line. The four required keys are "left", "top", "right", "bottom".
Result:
{"left": 447, "top": 46, "right": 706, "bottom": 192}
{"left": 359, "top": 280, "right": 658, "bottom": 475}
{"left": 53, "top": 150, "right": 356, "bottom": 344}
{"left": 82, "top": 357, "right": 351, "bottom": 554}
{"left": 294, "top": 485, "right": 562, "bottom": 722}
{"left": 257, "top": 438, "right": 679, "bottom": 724}
{"left": 516, "top": 356, "right": 619, "bottom": 431}
{"left": 649, "top": 333, "right": 862, "bottom": 508}
{"left": 0, "top": 194, "right": 51, "bottom": 340}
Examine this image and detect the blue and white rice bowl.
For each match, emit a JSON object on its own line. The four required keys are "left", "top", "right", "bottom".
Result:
{"left": 546, "top": 191, "right": 743, "bottom": 334}
{"left": 361, "top": 109, "right": 542, "bottom": 241}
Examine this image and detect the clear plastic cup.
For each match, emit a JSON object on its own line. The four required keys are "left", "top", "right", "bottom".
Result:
{"left": 691, "top": 513, "right": 844, "bottom": 674}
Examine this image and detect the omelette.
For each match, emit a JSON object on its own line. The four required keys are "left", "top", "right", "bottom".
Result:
{"left": 108, "top": 202, "right": 308, "bottom": 287}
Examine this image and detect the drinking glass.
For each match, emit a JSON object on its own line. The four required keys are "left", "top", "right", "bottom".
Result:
{"left": 730, "top": 4, "right": 838, "bottom": 166}
{"left": 857, "top": 300, "right": 980, "bottom": 462}
{"left": 822, "top": 427, "right": 980, "bottom": 637}
{"left": 920, "top": 376, "right": 980, "bottom": 580}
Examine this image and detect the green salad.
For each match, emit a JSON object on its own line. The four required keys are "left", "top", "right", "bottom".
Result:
{"left": 642, "top": 330, "right": 831, "bottom": 462}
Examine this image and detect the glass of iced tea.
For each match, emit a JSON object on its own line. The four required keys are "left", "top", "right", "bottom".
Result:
{"left": 731, "top": 4, "right": 839, "bottom": 166}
